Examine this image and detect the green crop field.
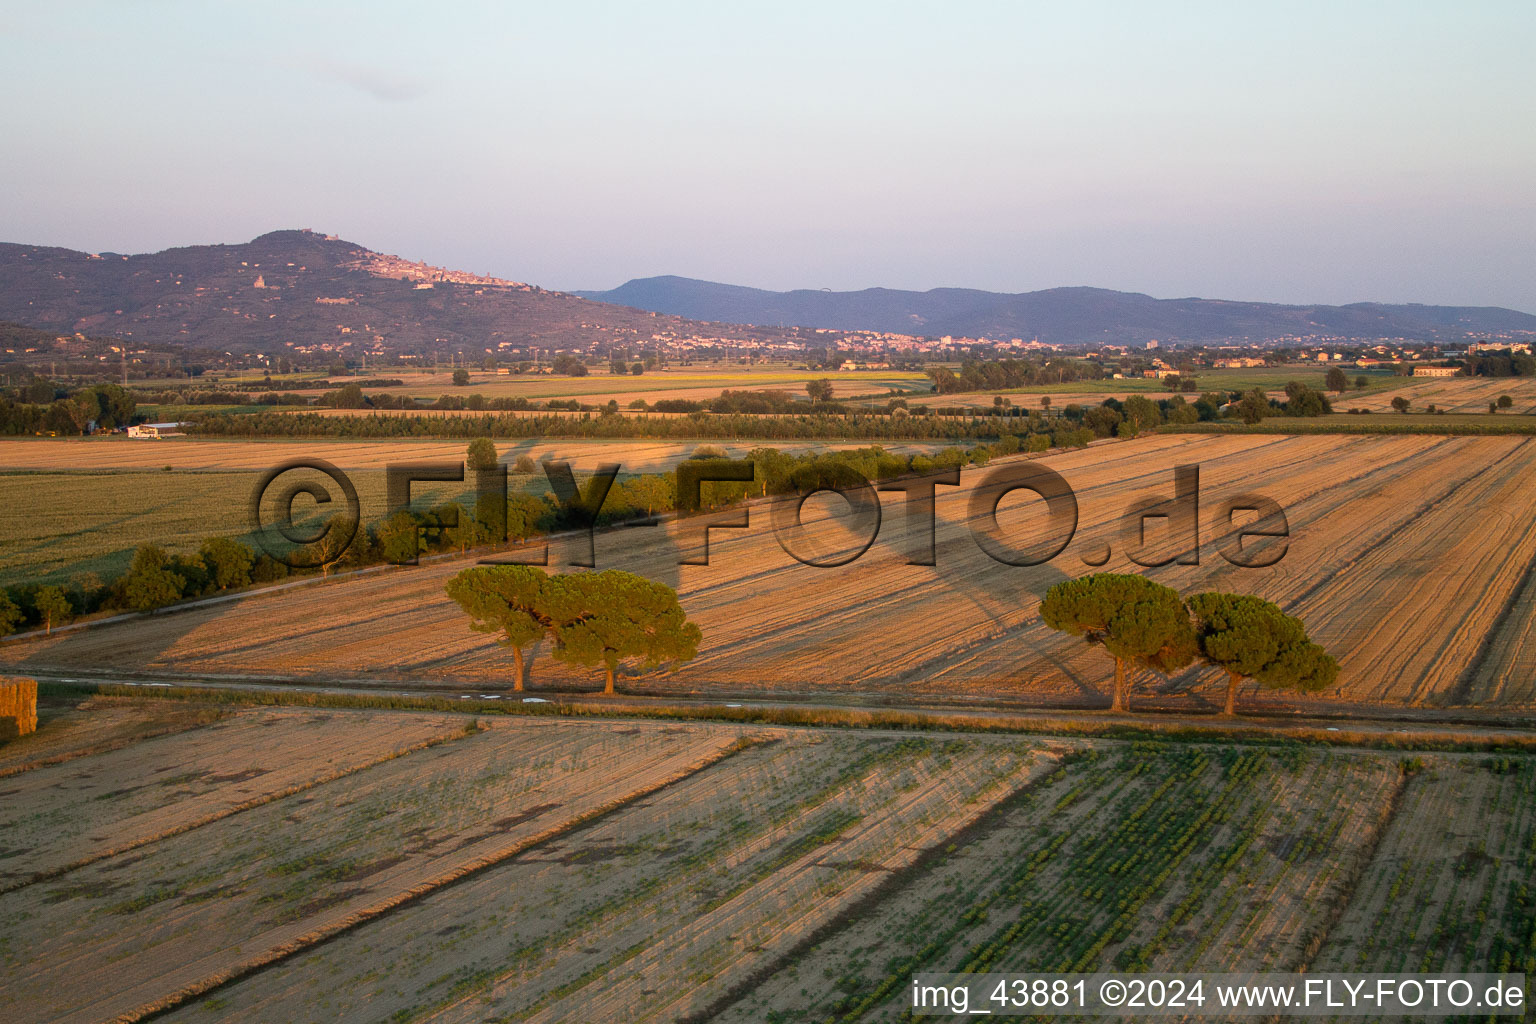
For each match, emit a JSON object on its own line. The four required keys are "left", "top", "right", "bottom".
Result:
{"left": 0, "top": 470, "right": 471, "bottom": 587}
{"left": 134, "top": 403, "right": 268, "bottom": 421}
{"left": 991, "top": 365, "right": 1401, "bottom": 396}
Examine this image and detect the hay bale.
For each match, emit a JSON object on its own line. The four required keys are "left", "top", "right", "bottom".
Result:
{"left": 0, "top": 676, "right": 38, "bottom": 738}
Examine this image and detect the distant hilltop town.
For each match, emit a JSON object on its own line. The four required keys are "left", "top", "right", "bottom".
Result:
{"left": 340, "top": 248, "right": 535, "bottom": 291}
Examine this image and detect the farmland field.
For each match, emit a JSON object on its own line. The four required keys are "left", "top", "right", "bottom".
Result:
{"left": 952, "top": 364, "right": 1398, "bottom": 397}
{"left": 0, "top": 468, "right": 462, "bottom": 587}
{"left": 325, "top": 367, "right": 930, "bottom": 405}
{"left": 1340, "top": 375, "right": 1536, "bottom": 414}
{"left": 0, "top": 695, "right": 1529, "bottom": 1023}
{"left": 0, "top": 438, "right": 955, "bottom": 586}
{"left": 8, "top": 432, "right": 1536, "bottom": 712}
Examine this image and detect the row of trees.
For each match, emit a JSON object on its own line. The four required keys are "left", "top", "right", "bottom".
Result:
{"left": 927, "top": 358, "right": 1106, "bottom": 394}
{"left": 1040, "top": 574, "right": 1337, "bottom": 715}
{"left": 445, "top": 566, "right": 699, "bottom": 694}
{"left": 648, "top": 387, "right": 850, "bottom": 416}
{"left": 186, "top": 409, "right": 1050, "bottom": 442}
{"left": 0, "top": 383, "right": 138, "bottom": 436}
{"left": 0, "top": 536, "right": 278, "bottom": 637}
{"left": 0, "top": 489, "right": 559, "bottom": 637}
{"left": 1462, "top": 353, "right": 1536, "bottom": 378}
{"left": 1231, "top": 383, "right": 1334, "bottom": 424}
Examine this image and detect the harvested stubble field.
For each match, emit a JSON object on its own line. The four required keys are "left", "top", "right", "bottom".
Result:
{"left": 9, "top": 432, "right": 1536, "bottom": 711}
{"left": 1, "top": 706, "right": 756, "bottom": 1023}
{"left": 2, "top": 697, "right": 1528, "bottom": 1023}
{"left": 1310, "top": 756, "right": 1536, "bottom": 976}
{"left": 1345, "top": 375, "right": 1536, "bottom": 414}
{"left": 0, "top": 695, "right": 225, "bottom": 778}
{"left": 0, "top": 705, "right": 467, "bottom": 890}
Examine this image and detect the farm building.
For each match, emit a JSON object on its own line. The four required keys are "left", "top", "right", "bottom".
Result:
{"left": 127, "top": 422, "right": 185, "bottom": 439}
{"left": 1411, "top": 365, "right": 1460, "bottom": 377}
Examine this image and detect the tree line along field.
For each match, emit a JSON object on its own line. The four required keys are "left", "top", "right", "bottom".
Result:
{"left": 7, "top": 432, "right": 1536, "bottom": 711}
{"left": 0, "top": 439, "right": 955, "bottom": 586}
{"left": 1, "top": 695, "right": 1531, "bottom": 1023}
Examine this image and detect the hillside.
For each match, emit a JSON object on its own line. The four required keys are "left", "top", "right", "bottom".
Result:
{"left": 0, "top": 231, "right": 804, "bottom": 356}
{"left": 578, "top": 276, "right": 1536, "bottom": 344}
{"left": 8, "top": 231, "right": 1532, "bottom": 355}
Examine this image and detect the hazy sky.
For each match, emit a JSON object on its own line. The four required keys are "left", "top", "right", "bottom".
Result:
{"left": 3, "top": 1, "right": 1534, "bottom": 310}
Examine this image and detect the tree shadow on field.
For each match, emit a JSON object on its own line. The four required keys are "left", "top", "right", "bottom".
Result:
{"left": 871, "top": 529, "right": 1078, "bottom": 696}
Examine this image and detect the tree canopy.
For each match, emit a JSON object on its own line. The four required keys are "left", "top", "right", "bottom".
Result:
{"left": 0, "top": 592, "right": 22, "bottom": 636}
{"left": 34, "top": 586, "right": 71, "bottom": 635}
{"left": 1236, "top": 387, "right": 1270, "bottom": 424}
{"left": 198, "top": 537, "right": 254, "bottom": 591}
{"left": 446, "top": 567, "right": 700, "bottom": 694}
{"left": 466, "top": 436, "right": 499, "bottom": 471}
{"left": 1282, "top": 382, "right": 1332, "bottom": 417}
{"left": 1039, "top": 573, "right": 1197, "bottom": 711}
{"left": 1186, "top": 592, "right": 1338, "bottom": 715}
{"left": 548, "top": 571, "right": 701, "bottom": 695}
{"left": 444, "top": 565, "right": 558, "bottom": 690}
{"left": 121, "top": 545, "right": 186, "bottom": 612}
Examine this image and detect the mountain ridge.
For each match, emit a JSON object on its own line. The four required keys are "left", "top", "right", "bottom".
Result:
{"left": 3, "top": 230, "right": 1531, "bottom": 354}
{"left": 576, "top": 275, "right": 1536, "bottom": 344}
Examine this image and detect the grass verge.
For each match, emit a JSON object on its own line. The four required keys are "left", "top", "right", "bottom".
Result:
{"left": 37, "top": 680, "right": 1536, "bottom": 754}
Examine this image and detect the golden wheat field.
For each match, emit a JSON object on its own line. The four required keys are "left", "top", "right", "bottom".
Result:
{"left": 1, "top": 696, "right": 1529, "bottom": 1024}
{"left": 4, "top": 432, "right": 1536, "bottom": 711}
